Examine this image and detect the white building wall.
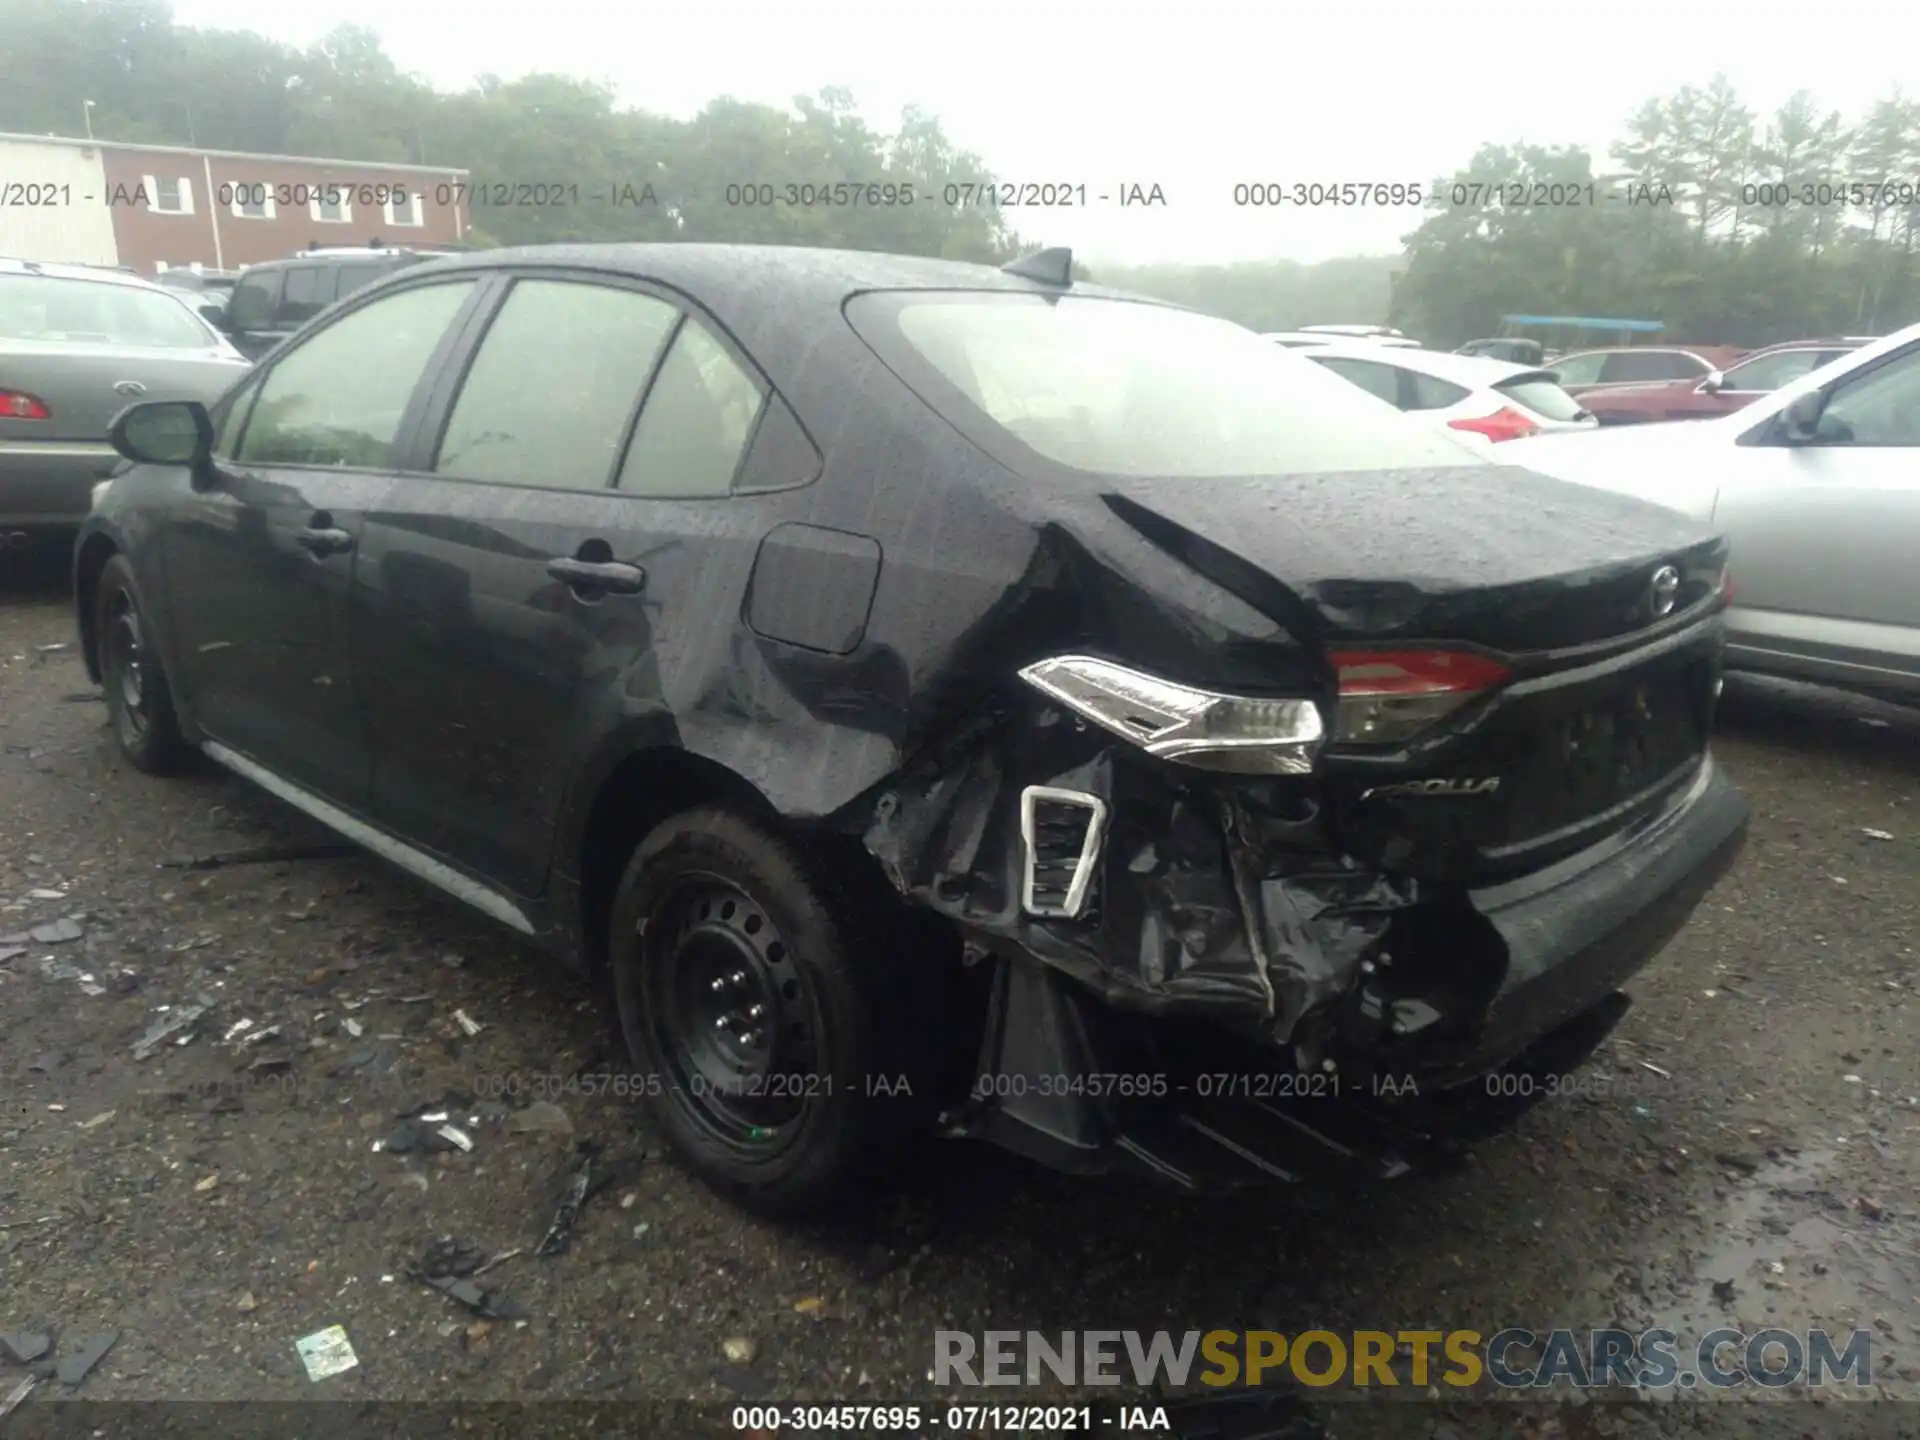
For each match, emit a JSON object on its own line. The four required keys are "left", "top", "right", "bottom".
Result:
{"left": 0, "top": 138, "right": 118, "bottom": 265}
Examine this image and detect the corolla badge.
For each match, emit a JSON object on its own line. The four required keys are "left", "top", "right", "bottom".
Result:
{"left": 1648, "top": 564, "right": 1680, "bottom": 618}
{"left": 113, "top": 380, "right": 147, "bottom": 397}
{"left": 1361, "top": 777, "right": 1502, "bottom": 800}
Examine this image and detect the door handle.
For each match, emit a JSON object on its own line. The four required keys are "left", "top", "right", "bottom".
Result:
{"left": 546, "top": 557, "right": 646, "bottom": 595}
{"left": 297, "top": 526, "right": 354, "bottom": 557}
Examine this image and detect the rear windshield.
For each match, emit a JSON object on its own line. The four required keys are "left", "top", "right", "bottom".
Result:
{"left": 847, "top": 291, "right": 1479, "bottom": 478}
{"left": 0, "top": 274, "right": 215, "bottom": 349}
{"left": 1498, "top": 375, "right": 1588, "bottom": 422}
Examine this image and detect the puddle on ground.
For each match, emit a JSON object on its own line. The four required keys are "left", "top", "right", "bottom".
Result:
{"left": 1639, "top": 1149, "right": 1918, "bottom": 1389}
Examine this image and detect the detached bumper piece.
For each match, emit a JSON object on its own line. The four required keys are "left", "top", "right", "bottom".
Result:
{"left": 949, "top": 955, "right": 1639, "bottom": 1191}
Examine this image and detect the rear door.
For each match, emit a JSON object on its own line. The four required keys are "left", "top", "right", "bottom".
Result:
{"left": 349, "top": 269, "right": 801, "bottom": 896}
{"left": 158, "top": 276, "right": 484, "bottom": 807}
{"left": 1713, "top": 338, "right": 1920, "bottom": 690}
{"left": 1599, "top": 350, "right": 1701, "bottom": 386}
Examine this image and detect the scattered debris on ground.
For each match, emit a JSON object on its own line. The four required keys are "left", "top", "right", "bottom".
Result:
{"left": 293, "top": 1326, "right": 358, "bottom": 1382}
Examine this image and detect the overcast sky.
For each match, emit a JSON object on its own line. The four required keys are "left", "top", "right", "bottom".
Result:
{"left": 171, "top": 0, "right": 1906, "bottom": 267}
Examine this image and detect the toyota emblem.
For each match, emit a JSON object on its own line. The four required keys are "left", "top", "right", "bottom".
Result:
{"left": 1648, "top": 565, "right": 1680, "bottom": 618}
{"left": 113, "top": 380, "right": 148, "bottom": 397}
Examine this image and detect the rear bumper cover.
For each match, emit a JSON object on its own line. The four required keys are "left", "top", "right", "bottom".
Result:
{"left": 0, "top": 443, "right": 118, "bottom": 528}
{"left": 931, "top": 756, "right": 1747, "bottom": 1187}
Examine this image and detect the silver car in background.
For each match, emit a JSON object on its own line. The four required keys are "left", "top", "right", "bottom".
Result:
{"left": 1504, "top": 319, "right": 1920, "bottom": 704}
{"left": 1, "top": 259, "right": 250, "bottom": 551}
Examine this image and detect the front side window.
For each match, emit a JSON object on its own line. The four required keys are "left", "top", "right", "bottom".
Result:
{"left": 1724, "top": 349, "right": 1825, "bottom": 393}
{"left": 1808, "top": 345, "right": 1920, "bottom": 446}
{"left": 278, "top": 266, "right": 334, "bottom": 326}
{"left": 0, "top": 274, "right": 217, "bottom": 349}
{"left": 214, "top": 377, "right": 261, "bottom": 459}
{"left": 616, "top": 320, "right": 765, "bottom": 497}
{"left": 437, "top": 279, "right": 680, "bottom": 490}
{"left": 850, "top": 292, "right": 1477, "bottom": 478}
{"left": 1547, "top": 352, "right": 1608, "bottom": 387}
{"left": 237, "top": 281, "right": 474, "bottom": 469}
{"left": 227, "top": 272, "right": 281, "bottom": 330}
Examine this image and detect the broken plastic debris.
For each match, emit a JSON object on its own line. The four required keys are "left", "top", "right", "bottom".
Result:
{"left": 238, "top": 1025, "right": 282, "bottom": 1048}
{"left": 505, "top": 1100, "right": 573, "bottom": 1137}
{"left": 537, "top": 1143, "right": 600, "bottom": 1257}
{"left": 294, "top": 1325, "right": 358, "bottom": 1381}
{"left": 722, "top": 1335, "right": 759, "bottom": 1364}
{"left": 344, "top": 1018, "right": 364, "bottom": 1038}
{"left": 132, "top": 998, "right": 213, "bottom": 1060}
{"left": 223, "top": 1019, "right": 254, "bottom": 1042}
{"left": 1861, "top": 828, "right": 1895, "bottom": 841}
{"left": 436, "top": 1124, "right": 474, "bottom": 1153}
{"left": 0, "top": 1332, "right": 52, "bottom": 1364}
{"left": 453, "top": 1009, "right": 483, "bottom": 1037}
{"left": 0, "top": 1376, "right": 35, "bottom": 1422}
{"left": 238, "top": 1290, "right": 259, "bottom": 1312}
{"left": 419, "top": 1111, "right": 450, "bottom": 1124}
{"left": 56, "top": 1331, "right": 119, "bottom": 1388}
{"left": 195, "top": 1174, "right": 220, "bottom": 1193}
{"left": 79, "top": 983, "right": 106, "bottom": 997}
{"left": 78, "top": 1110, "right": 116, "bottom": 1131}
{"left": 27, "top": 888, "right": 67, "bottom": 901}
{"left": 29, "top": 917, "right": 84, "bottom": 944}
{"left": 1639, "top": 1061, "right": 1672, "bottom": 1079}
{"left": 793, "top": 1296, "right": 825, "bottom": 1315}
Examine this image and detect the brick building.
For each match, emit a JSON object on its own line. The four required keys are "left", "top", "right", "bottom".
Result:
{"left": 0, "top": 132, "right": 470, "bottom": 274}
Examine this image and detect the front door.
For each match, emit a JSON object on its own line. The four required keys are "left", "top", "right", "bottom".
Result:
{"left": 158, "top": 277, "right": 481, "bottom": 807}
{"left": 351, "top": 272, "right": 775, "bottom": 898}
{"left": 1715, "top": 338, "right": 1920, "bottom": 690}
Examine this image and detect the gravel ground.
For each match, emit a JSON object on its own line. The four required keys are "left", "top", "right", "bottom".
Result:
{"left": 3, "top": 557, "right": 1917, "bottom": 1439}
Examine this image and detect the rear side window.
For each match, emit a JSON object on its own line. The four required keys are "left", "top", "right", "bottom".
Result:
{"left": 1310, "top": 354, "right": 1401, "bottom": 406}
{"left": 852, "top": 292, "right": 1478, "bottom": 478}
{"left": 1546, "top": 352, "right": 1606, "bottom": 387}
{"left": 237, "top": 281, "right": 474, "bottom": 469}
{"left": 1497, "top": 375, "right": 1587, "bottom": 422}
{"left": 436, "top": 279, "right": 680, "bottom": 490}
{"left": 226, "top": 271, "right": 281, "bottom": 330}
{"left": 1404, "top": 371, "right": 1469, "bottom": 411}
{"left": 616, "top": 320, "right": 765, "bottom": 497}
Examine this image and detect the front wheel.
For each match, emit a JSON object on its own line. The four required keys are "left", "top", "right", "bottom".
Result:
{"left": 609, "top": 806, "right": 892, "bottom": 1215}
{"left": 96, "top": 554, "right": 193, "bottom": 775}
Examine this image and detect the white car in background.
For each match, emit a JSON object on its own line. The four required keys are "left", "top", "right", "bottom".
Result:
{"left": 1262, "top": 329, "right": 1423, "bottom": 350}
{"left": 1501, "top": 320, "right": 1920, "bottom": 704}
{"left": 1298, "top": 342, "right": 1597, "bottom": 446}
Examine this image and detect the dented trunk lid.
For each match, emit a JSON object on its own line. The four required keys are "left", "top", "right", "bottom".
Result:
{"left": 1102, "top": 465, "right": 1726, "bottom": 652}
{"left": 1101, "top": 465, "right": 1730, "bottom": 885}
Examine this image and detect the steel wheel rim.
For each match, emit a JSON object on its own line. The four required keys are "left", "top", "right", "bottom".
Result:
{"left": 640, "top": 875, "right": 823, "bottom": 1154}
{"left": 106, "top": 591, "right": 149, "bottom": 742}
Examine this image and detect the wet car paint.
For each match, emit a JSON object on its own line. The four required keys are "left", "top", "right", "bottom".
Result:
{"left": 74, "top": 243, "right": 1750, "bottom": 1188}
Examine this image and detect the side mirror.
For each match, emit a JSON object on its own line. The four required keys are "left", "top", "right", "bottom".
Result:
{"left": 1778, "top": 389, "right": 1827, "bottom": 442}
{"left": 199, "top": 301, "right": 228, "bottom": 328}
{"left": 109, "top": 400, "right": 214, "bottom": 469}
{"left": 1699, "top": 370, "right": 1725, "bottom": 394}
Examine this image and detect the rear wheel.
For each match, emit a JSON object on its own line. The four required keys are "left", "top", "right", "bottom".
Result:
{"left": 608, "top": 806, "right": 895, "bottom": 1215}
{"left": 96, "top": 554, "right": 193, "bottom": 775}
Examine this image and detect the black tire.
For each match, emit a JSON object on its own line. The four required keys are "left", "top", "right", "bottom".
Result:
{"left": 96, "top": 554, "right": 194, "bottom": 775}
{"left": 608, "top": 806, "right": 898, "bottom": 1215}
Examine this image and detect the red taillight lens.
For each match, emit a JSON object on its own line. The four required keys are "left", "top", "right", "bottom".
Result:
{"left": 0, "top": 389, "right": 52, "bottom": 420}
{"left": 1721, "top": 571, "right": 1736, "bottom": 604}
{"left": 1448, "top": 406, "right": 1539, "bottom": 443}
{"left": 1329, "top": 649, "right": 1512, "bottom": 744}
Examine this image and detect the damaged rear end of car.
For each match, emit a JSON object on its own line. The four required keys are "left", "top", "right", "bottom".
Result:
{"left": 844, "top": 286, "right": 1750, "bottom": 1190}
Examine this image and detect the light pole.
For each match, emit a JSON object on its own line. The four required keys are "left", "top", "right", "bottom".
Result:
{"left": 82, "top": 99, "right": 96, "bottom": 140}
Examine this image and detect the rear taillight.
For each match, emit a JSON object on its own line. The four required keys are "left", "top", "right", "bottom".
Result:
{"left": 1721, "top": 571, "right": 1736, "bottom": 605}
{"left": 1448, "top": 406, "right": 1538, "bottom": 443}
{"left": 1329, "top": 649, "right": 1512, "bottom": 744}
{"left": 0, "top": 389, "right": 51, "bottom": 420}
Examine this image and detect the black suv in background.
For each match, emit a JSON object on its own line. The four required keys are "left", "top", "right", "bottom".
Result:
{"left": 212, "top": 244, "right": 463, "bottom": 360}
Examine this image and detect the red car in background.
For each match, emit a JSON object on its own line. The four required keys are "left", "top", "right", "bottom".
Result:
{"left": 1580, "top": 338, "right": 1874, "bottom": 425}
{"left": 1545, "top": 344, "right": 1748, "bottom": 398}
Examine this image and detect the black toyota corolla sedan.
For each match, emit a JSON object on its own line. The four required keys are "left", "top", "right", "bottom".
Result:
{"left": 74, "top": 242, "right": 1748, "bottom": 1212}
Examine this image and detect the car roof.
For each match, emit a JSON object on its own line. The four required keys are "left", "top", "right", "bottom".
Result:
{"left": 399, "top": 242, "right": 1166, "bottom": 309}
{"left": 0, "top": 257, "right": 175, "bottom": 292}
{"left": 1304, "top": 340, "right": 1535, "bottom": 386}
